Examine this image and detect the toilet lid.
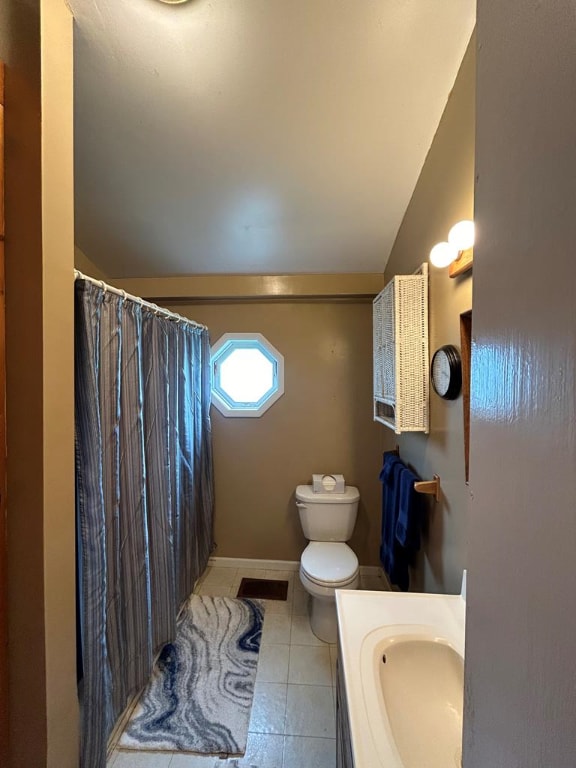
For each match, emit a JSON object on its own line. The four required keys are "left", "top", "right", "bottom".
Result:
{"left": 295, "top": 485, "right": 360, "bottom": 504}
{"left": 301, "top": 542, "right": 359, "bottom": 585}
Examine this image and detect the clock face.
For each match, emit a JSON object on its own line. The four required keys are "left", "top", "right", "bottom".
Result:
{"left": 431, "top": 345, "right": 462, "bottom": 400}
{"left": 432, "top": 351, "right": 451, "bottom": 396}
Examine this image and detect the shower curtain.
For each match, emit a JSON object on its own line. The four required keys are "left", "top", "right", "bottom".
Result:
{"left": 75, "top": 279, "right": 214, "bottom": 768}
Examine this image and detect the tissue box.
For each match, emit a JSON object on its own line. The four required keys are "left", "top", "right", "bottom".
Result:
{"left": 312, "top": 474, "right": 346, "bottom": 493}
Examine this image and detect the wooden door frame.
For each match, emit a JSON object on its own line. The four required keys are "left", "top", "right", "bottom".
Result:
{"left": 0, "top": 60, "right": 8, "bottom": 765}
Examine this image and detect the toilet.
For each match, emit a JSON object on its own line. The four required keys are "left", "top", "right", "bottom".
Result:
{"left": 295, "top": 483, "right": 360, "bottom": 643}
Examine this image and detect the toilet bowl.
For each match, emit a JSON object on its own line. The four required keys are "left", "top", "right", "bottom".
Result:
{"left": 295, "top": 484, "right": 361, "bottom": 643}
{"left": 299, "top": 541, "right": 360, "bottom": 642}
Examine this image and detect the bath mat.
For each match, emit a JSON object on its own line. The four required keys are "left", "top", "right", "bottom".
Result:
{"left": 118, "top": 595, "right": 265, "bottom": 756}
{"left": 236, "top": 577, "right": 289, "bottom": 601}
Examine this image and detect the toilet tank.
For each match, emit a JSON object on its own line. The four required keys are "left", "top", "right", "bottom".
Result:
{"left": 295, "top": 484, "right": 360, "bottom": 541}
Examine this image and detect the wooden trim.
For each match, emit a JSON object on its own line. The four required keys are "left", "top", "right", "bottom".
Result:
{"left": 449, "top": 247, "right": 473, "bottom": 277}
{"left": 0, "top": 64, "right": 4, "bottom": 241}
{"left": 0, "top": 60, "right": 8, "bottom": 767}
{"left": 460, "top": 310, "right": 472, "bottom": 483}
{"left": 109, "top": 273, "right": 385, "bottom": 301}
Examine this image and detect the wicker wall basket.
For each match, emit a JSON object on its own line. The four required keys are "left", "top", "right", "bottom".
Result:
{"left": 373, "top": 264, "right": 429, "bottom": 434}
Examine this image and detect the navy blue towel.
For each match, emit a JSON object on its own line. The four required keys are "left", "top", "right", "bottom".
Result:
{"left": 395, "top": 467, "right": 422, "bottom": 551}
{"left": 379, "top": 452, "right": 402, "bottom": 573}
{"left": 379, "top": 453, "right": 423, "bottom": 591}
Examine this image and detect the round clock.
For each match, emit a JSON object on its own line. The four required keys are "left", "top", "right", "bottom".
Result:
{"left": 431, "top": 345, "right": 462, "bottom": 400}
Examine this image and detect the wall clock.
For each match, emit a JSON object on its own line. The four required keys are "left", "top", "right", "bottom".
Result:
{"left": 431, "top": 345, "right": 462, "bottom": 400}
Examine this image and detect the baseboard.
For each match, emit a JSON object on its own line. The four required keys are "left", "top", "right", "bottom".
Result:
{"left": 207, "top": 556, "right": 300, "bottom": 571}
{"left": 379, "top": 569, "right": 393, "bottom": 590}
{"left": 208, "top": 556, "right": 387, "bottom": 580}
{"left": 107, "top": 691, "right": 140, "bottom": 756}
{"left": 359, "top": 565, "right": 385, "bottom": 577}
{"left": 107, "top": 642, "right": 168, "bottom": 755}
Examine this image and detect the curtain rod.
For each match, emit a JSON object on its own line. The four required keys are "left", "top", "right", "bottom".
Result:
{"left": 74, "top": 270, "right": 207, "bottom": 330}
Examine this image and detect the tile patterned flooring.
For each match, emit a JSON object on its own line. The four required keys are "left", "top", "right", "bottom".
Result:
{"left": 107, "top": 565, "right": 385, "bottom": 768}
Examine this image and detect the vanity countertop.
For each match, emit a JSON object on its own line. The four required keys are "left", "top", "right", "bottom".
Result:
{"left": 335, "top": 589, "right": 466, "bottom": 768}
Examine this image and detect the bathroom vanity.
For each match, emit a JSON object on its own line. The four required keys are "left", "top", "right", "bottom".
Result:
{"left": 335, "top": 589, "right": 465, "bottom": 768}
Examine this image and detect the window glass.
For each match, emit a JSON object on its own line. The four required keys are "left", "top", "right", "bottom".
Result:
{"left": 211, "top": 333, "right": 284, "bottom": 417}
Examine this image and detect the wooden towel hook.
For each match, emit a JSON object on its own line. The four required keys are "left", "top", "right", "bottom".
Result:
{"left": 414, "top": 475, "right": 441, "bottom": 503}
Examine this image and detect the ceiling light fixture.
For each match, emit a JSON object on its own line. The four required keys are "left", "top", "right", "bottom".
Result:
{"left": 429, "top": 220, "right": 475, "bottom": 269}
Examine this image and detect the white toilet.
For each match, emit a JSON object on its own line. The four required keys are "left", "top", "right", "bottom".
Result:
{"left": 295, "top": 483, "right": 360, "bottom": 643}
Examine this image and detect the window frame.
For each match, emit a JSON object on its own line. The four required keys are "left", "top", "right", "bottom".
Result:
{"left": 210, "top": 332, "right": 285, "bottom": 418}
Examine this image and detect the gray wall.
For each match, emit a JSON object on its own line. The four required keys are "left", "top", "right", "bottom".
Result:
{"left": 172, "top": 300, "right": 383, "bottom": 566}
{"left": 464, "top": 4, "right": 576, "bottom": 766}
{"left": 384, "top": 35, "right": 475, "bottom": 594}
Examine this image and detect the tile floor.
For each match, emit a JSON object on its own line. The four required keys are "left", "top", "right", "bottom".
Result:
{"left": 107, "top": 564, "right": 385, "bottom": 768}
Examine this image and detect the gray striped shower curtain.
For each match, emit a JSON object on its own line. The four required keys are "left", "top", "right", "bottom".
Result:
{"left": 75, "top": 280, "right": 214, "bottom": 768}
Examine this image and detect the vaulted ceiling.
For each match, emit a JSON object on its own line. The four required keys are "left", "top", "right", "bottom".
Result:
{"left": 71, "top": 0, "right": 475, "bottom": 278}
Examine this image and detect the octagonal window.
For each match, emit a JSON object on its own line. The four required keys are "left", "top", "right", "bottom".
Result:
{"left": 211, "top": 333, "right": 284, "bottom": 417}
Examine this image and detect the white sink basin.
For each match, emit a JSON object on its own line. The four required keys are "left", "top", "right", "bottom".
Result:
{"left": 335, "top": 590, "right": 465, "bottom": 768}
{"left": 361, "top": 625, "right": 464, "bottom": 768}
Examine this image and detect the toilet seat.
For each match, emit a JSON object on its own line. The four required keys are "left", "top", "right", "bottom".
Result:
{"left": 300, "top": 542, "right": 359, "bottom": 588}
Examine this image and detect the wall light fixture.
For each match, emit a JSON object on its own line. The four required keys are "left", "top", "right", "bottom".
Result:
{"left": 429, "top": 220, "right": 475, "bottom": 272}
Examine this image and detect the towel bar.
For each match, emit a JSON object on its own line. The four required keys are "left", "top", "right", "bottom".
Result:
{"left": 386, "top": 448, "right": 440, "bottom": 502}
{"left": 413, "top": 475, "right": 440, "bottom": 502}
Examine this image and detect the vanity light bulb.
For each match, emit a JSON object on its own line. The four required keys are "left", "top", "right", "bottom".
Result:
{"left": 448, "top": 220, "right": 475, "bottom": 251}
{"left": 429, "top": 242, "right": 459, "bottom": 268}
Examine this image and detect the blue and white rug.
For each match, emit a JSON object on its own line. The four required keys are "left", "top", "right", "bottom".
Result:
{"left": 119, "top": 595, "right": 264, "bottom": 756}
